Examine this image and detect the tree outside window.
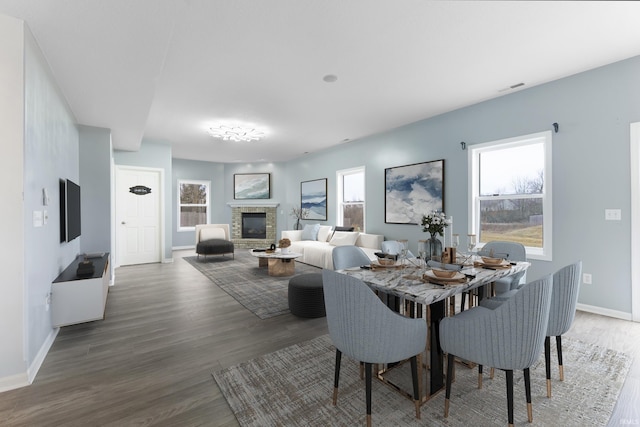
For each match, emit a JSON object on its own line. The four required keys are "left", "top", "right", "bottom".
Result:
{"left": 178, "top": 180, "right": 210, "bottom": 230}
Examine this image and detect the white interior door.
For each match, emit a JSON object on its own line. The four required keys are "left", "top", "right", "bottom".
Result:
{"left": 116, "top": 166, "right": 162, "bottom": 266}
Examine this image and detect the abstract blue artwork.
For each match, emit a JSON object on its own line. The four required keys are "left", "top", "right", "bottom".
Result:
{"left": 385, "top": 159, "right": 444, "bottom": 224}
{"left": 301, "top": 178, "right": 327, "bottom": 220}
{"left": 234, "top": 173, "right": 270, "bottom": 199}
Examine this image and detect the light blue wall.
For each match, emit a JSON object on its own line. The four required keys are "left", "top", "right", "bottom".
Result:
{"left": 171, "top": 158, "right": 225, "bottom": 247}
{"left": 23, "top": 28, "right": 79, "bottom": 366}
{"left": 281, "top": 55, "right": 640, "bottom": 315}
{"left": 113, "top": 141, "right": 173, "bottom": 260}
{"left": 79, "top": 125, "right": 112, "bottom": 254}
{"left": 0, "top": 13, "right": 27, "bottom": 383}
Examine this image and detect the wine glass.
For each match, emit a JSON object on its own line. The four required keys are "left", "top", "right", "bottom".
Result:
{"left": 467, "top": 234, "right": 477, "bottom": 253}
{"left": 418, "top": 240, "right": 427, "bottom": 272}
{"left": 398, "top": 239, "right": 408, "bottom": 266}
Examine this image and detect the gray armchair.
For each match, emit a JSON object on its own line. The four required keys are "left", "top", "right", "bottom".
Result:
{"left": 439, "top": 275, "right": 553, "bottom": 425}
{"left": 322, "top": 269, "right": 427, "bottom": 426}
{"left": 195, "top": 224, "right": 234, "bottom": 259}
{"left": 331, "top": 245, "right": 371, "bottom": 270}
{"left": 545, "top": 261, "right": 582, "bottom": 397}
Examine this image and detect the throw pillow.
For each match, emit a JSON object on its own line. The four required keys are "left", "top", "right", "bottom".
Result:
{"left": 330, "top": 225, "right": 354, "bottom": 240}
{"left": 329, "top": 231, "right": 360, "bottom": 246}
{"left": 317, "top": 225, "right": 333, "bottom": 242}
{"left": 301, "top": 223, "right": 321, "bottom": 241}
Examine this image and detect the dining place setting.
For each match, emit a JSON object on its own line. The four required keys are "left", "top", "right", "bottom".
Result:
{"left": 365, "top": 232, "right": 516, "bottom": 290}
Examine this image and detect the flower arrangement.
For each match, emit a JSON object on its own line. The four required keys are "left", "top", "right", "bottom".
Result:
{"left": 278, "top": 238, "right": 291, "bottom": 248}
{"left": 421, "top": 211, "right": 449, "bottom": 237}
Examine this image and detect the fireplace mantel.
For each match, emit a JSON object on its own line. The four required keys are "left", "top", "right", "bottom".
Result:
{"left": 227, "top": 202, "right": 279, "bottom": 208}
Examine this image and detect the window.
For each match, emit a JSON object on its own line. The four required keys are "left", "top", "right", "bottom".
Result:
{"left": 469, "top": 131, "right": 552, "bottom": 260}
{"left": 337, "top": 167, "right": 365, "bottom": 231}
{"left": 178, "top": 180, "right": 210, "bottom": 231}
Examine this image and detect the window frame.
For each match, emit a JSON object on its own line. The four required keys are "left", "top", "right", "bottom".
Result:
{"left": 468, "top": 131, "right": 552, "bottom": 261}
{"left": 336, "top": 166, "right": 366, "bottom": 232}
{"left": 177, "top": 179, "right": 210, "bottom": 232}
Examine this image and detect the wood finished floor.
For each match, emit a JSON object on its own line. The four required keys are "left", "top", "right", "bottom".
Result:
{"left": 1, "top": 249, "right": 639, "bottom": 426}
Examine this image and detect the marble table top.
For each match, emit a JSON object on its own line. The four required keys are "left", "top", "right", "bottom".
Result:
{"left": 339, "top": 262, "right": 530, "bottom": 306}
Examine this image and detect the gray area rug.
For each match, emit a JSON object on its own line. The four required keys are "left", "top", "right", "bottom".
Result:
{"left": 183, "top": 252, "right": 320, "bottom": 319}
{"left": 214, "top": 334, "right": 631, "bottom": 426}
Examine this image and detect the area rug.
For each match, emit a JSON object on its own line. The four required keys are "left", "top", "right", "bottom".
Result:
{"left": 183, "top": 252, "right": 320, "bottom": 319}
{"left": 213, "top": 335, "right": 631, "bottom": 426}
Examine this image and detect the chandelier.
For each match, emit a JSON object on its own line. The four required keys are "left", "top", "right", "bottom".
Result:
{"left": 207, "top": 124, "right": 265, "bottom": 142}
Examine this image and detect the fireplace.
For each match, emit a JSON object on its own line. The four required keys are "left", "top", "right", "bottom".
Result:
{"left": 242, "top": 212, "right": 266, "bottom": 239}
{"left": 228, "top": 203, "right": 278, "bottom": 248}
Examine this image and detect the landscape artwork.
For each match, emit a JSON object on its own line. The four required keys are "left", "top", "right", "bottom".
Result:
{"left": 385, "top": 159, "right": 444, "bottom": 224}
{"left": 234, "top": 173, "right": 270, "bottom": 199}
{"left": 301, "top": 178, "right": 327, "bottom": 220}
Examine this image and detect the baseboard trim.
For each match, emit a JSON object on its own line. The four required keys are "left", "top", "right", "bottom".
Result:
{"left": 0, "top": 372, "right": 30, "bottom": 393}
{"left": 576, "top": 303, "right": 633, "bottom": 321}
{"left": 162, "top": 257, "right": 174, "bottom": 264}
{"left": 27, "top": 327, "right": 59, "bottom": 384}
{"left": 172, "top": 245, "right": 195, "bottom": 251}
{"left": 0, "top": 327, "right": 59, "bottom": 394}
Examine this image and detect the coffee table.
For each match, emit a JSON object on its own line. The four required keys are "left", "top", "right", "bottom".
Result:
{"left": 250, "top": 249, "right": 302, "bottom": 277}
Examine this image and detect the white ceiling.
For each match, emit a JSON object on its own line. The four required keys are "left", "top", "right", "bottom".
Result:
{"left": 2, "top": 1, "right": 640, "bottom": 163}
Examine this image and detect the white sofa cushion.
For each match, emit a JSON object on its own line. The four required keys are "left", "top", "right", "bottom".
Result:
{"left": 282, "top": 230, "right": 303, "bottom": 241}
{"left": 329, "top": 231, "right": 360, "bottom": 246}
{"left": 282, "top": 230, "right": 383, "bottom": 269}
{"left": 356, "top": 233, "right": 383, "bottom": 250}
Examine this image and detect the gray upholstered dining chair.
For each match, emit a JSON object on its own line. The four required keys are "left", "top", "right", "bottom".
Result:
{"left": 458, "top": 241, "right": 527, "bottom": 312}
{"left": 439, "top": 275, "right": 553, "bottom": 426}
{"left": 331, "top": 245, "right": 371, "bottom": 270}
{"left": 322, "top": 269, "right": 427, "bottom": 426}
{"left": 545, "top": 261, "right": 582, "bottom": 398}
{"left": 480, "top": 240, "right": 527, "bottom": 294}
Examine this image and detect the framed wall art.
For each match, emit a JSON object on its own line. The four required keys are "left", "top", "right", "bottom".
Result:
{"left": 234, "top": 173, "right": 271, "bottom": 199}
{"left": 301, "top": 178, "right": 327, "bottom": 221}
{"left": 385, "top": 159, "right": 444, "bottom": 224}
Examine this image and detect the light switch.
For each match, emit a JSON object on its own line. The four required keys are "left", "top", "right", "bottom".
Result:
{"left": 33, "top": 210, "right": 43, "bottom": 227}
{"left": 605, "top": 209, "right": 621, "bottom": 221}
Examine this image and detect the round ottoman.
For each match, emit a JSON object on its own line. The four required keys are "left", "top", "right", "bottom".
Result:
{"left": 288, "top": 273, "right": 326, "bottom": 318}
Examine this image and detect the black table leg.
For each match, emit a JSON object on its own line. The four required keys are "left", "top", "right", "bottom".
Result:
{"left": 429, "top": 299, "right": 446, "bottom": 394}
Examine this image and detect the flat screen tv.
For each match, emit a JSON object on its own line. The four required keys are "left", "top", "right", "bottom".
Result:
{"left": 60, "top": 179, "right": 81, "bottom": 242}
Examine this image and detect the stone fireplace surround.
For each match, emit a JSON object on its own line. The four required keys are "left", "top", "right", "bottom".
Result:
{"left": 228, "top": 202, "right": 278, "bottom": 249}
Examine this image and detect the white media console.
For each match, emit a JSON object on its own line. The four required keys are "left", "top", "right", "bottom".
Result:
{"left": 51, "top": 253, "right": 110, "bottom": 327}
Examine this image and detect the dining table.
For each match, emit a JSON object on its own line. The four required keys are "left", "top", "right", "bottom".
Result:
{"left": 338, "top": 258, "right": 531, "bottom": 404}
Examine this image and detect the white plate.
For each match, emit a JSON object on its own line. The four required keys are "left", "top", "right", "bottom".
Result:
{"left": 424, "top": 270, "right": 465, "bottom": 282}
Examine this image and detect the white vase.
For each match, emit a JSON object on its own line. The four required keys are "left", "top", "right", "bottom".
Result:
{"left": 281, "top": 247, "right": 289, "bottom": 254}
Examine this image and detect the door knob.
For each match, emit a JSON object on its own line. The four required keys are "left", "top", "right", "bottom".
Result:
{"left": 121, "top": 221, "right": 126, "bottom": 225}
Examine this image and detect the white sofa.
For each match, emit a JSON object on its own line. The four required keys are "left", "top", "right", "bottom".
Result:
{"left": 281, "top": 225, "right": 383, "bottom": 269}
